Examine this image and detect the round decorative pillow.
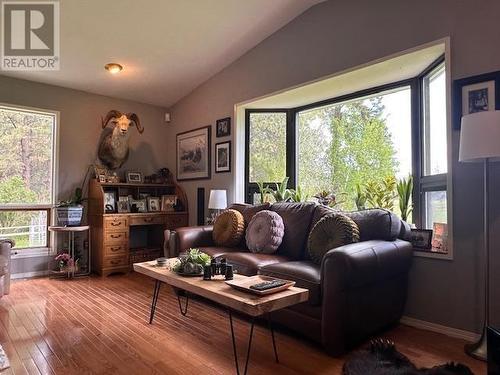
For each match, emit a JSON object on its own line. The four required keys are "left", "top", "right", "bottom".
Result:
{"left": 212, "top": 209, "right": 245, "bottom": 247}
{"left": 308, "top": 213, "right": 360, "bottom": 264}
{"left": 245, "top": 210, "right": 284, "bottom": 254}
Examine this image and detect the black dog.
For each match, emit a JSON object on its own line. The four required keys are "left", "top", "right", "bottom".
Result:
{"left": 343, "top": 339, "right": 474, "bottom": 375}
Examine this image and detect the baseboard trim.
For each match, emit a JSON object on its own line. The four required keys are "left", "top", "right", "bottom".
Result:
{"left": 11, "top": 270, "right": 49, "bottom": 279}
{"left": 400, "top": 316, "right": 480, "bottom": 343}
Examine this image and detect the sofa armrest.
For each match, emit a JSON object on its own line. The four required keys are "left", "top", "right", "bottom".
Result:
{"left": 320, "top": 239, "right": 412, "bottom": 355}
{"left": 173, "top": 226, "right": 214, "bottom": 255}
{"left": 321, "top": 239, "right": 412, "bottom": 292}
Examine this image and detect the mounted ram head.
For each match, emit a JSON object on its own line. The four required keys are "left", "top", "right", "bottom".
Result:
{"left": 97, "top": 110, "right": 144, "bottom": 170}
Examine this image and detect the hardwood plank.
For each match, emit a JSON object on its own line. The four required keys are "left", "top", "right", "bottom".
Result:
{"left": 0, "top": 273, "right": 486, "bottom": 374}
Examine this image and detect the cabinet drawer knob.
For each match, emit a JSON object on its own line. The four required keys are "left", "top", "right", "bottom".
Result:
{"left": 111, "top": 246, "right": 121, "bottom": 252}
{"left": 110, "top": 259, "right": 121, "bottom": 265}
{"left": 111, "top": 222, "right": 121, "bottom": 226}
{"left": 110, "top": 234, "right": 121, "bottom": 239}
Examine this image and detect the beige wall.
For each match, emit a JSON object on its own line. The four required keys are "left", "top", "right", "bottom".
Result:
{"left": 0, "top": 75, "right": 170, "bottom": 275}
{"left": 167, "top": 0, "right": 500, "bottom": 332}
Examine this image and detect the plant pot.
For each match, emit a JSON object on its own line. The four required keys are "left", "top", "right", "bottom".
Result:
{"left": 56, "top": 206, "right": 83, "bottom": 226}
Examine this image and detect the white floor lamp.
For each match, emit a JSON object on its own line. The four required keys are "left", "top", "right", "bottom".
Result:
{"left": 459, "top": 110, "right": 500, "bottom": 360}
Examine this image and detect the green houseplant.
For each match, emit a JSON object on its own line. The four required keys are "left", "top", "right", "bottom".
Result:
{"left": 364, "top": 176, "right": 397, "bottom": 211}
{"left": 397, "top": 175, "right": 413, "bottom": 222}
{"left": 56, "top": 187, "right": 86, "bottom": 226}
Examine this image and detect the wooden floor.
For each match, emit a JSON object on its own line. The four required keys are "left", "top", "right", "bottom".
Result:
{"left": 0, "top": 273, "right": 486, "bottom": 375}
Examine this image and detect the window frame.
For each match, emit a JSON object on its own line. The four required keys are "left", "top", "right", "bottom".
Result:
{"left": 0, "top": 103, "right": 59, "bottom": 257}
{"left": 244, "top": 55, "right": 449, "bottom": 258}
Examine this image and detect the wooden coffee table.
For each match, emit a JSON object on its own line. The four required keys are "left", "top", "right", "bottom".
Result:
{"left": 134, "top": 259, "right": 309, "bottom": 375}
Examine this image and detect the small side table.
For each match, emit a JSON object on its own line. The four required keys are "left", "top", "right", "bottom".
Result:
{"left": 48, "top": 225, "right": 91, "bottom": 278}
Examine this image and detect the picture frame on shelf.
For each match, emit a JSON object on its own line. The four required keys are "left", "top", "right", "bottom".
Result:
{"left": 130, "top": 199, "right": 147, "bottom": 213}
{"left": 117, "top": 196, "right": 130, "bottom": 213}
{"left": 98, "top": 174, "right": 106, "bottom": 183}
{"left": 94, "top": 164, "right": 108, "bottom": 179}
{"left": 104, "top": 191, "right": 116, "bottom": 213}
{"left": 161, "top": 195, "right": 177, "bottom": 212}
{"left": 215, "top": 141, "right": 231, "bottom": 173}
{"left": 216, "top": 117, "right": 231, "bottom": 137}
{"left": 147, "top": 197, "right": 161, "bottom": 212}
{"left": 126, "top": 171, "right": 143, "bottom": 184}
{"left": 431, "top": 223, "right": 448, "bottom": 253}
{"left": 410, "top": 229, "right": 433, "bottom": 250}
{"left": 453, "top": 70, "right": 500, "bottom": 129}
{"left": 176, "top": 126, "right": 211, "bottom": 180}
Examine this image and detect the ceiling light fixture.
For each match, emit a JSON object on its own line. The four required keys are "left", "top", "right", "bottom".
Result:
{"left": 105, "top": 63, "right": 123, "bottom": 74}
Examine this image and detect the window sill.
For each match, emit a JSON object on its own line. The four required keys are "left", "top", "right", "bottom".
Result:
{"left": 11, "top": 247, "right": 55, "bottom": 259}
{"left": 413, "top": 248, "right": 452, "bottom": 260}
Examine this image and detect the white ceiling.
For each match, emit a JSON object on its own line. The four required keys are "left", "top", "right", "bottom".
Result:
{"left": 0, "top": 0, "right": 324, "bottom": 108}
{"left": 244, "top": 42, "right": 445, "bottom": 109}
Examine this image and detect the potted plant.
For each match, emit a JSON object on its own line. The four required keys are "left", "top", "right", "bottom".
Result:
{"left": 56, "top": 187, "right": 85, "bottom": 226}
{"left": 397, "top": 175, "right": 413, "bottom": 222}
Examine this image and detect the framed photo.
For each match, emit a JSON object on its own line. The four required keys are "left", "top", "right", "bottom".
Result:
{"left": 126, "top": 171, "right": 143, "bottom": 184}
{"left": 161, "top": 195, "right": 177, "bottom": 212}
{"left": 216, "top": 117, "right": 231, "bottom": 137}
{"left": 117, "top": 196, "right": 130, "bottom": 213}
{"left": 147, "top": 197, "right": 161, "bottom": 212}
{"left": 176, "top": 126, "right": 211, "bottom": 180}
{"left": 215, "top": 141, "right": 231, "bottom": 173}
{"left": 130, "top": 199, "right": 147, "bottom": 213}
{"left": 104, "top": 191, "right": 116, "bottom": 213}
{"left": 98, "top": 174, "right": 106, "bottom": 183}
{"left": 94, "top": 164, "right": 108, "bottom": 178}
{"left": 431, "top": 222, "right": 448, "bottom": 253}
{"left": 410, "top": 229, "right": 433, "bottom": 250}
{"left": 453, "top": 70, "right": 500, "bottom": 129}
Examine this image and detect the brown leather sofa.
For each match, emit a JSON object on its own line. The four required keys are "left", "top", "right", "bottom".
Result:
{"left": 169, "top": 202, "right": 413, "bottom": 356}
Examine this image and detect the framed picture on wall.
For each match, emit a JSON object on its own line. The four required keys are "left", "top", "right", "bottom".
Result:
{"left": 454, "top": 70, "right": 500, "bottom": 129}
{"left": 215, "top": 141, "right": 231, "bottom": 173}
{"left": 176, "top": 126, "right": 211, "bottom": 180}
{"left": 216, "top": 117, "right": 231, "bottom": 137}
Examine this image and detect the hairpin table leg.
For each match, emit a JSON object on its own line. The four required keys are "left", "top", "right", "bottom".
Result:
{"left": 177, "top": 291, "right": 189, "bottom": 316}
{"left": 149, "top": 280, "right": 161, "bottom": 324}
{"left": 267, "top": 313, "right": 279, "bottom": 363}
{"left": 228, "top": 310, "right": 255, "bottom": 375}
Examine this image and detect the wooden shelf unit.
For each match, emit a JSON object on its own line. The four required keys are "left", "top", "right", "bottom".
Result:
{"left": 88, "top": 179, "right": 189, "bottom": 276}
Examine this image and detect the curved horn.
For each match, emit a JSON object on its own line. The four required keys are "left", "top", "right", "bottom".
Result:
{"left": 101, "top": 110, "right": 123, "bottom": 129}
{"left": 127, "top": 113, "right": 143, "bottom": 134}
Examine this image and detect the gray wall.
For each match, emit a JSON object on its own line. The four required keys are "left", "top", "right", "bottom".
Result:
{"left": 0, "top": 75, "right": 169, "bottom": 276}
{"left": 167, "top": 0, "right": 500, "bottom": 332}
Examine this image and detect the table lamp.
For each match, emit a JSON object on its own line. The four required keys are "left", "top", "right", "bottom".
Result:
{"left": 208, "top": 189, "right": 227, "bottom": 224}
{"left": 459, "top": 110, "right": 500, "bottom": 360}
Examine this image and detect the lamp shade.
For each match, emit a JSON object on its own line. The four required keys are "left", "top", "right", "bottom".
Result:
{"left": 460, "top": 110, "right": 500, "bottom": 162}
{"left": 208, "top": 189, "right": 227, "bottom": 210}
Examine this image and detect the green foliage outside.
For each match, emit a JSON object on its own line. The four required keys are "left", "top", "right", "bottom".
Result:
{"left": 0, "top": 109, "right": 53, "bottom": 248}
{"left": 250, "top": 97, "right": 405, "bottom": 212}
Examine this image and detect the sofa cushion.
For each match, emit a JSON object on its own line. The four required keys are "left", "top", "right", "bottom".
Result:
{"left": 246, "top": 210, "right": 284, "bottom": 254}
{"left": 259, "top": 261, "right": 321, "bottom": 305}
{"left": 212, "top": 209, "right": 245, "bottom": 247}
{"left": 311, "top": 206, "right": 401, "bottom": 242}
{"left": 308, "top": 213, "right": 360, "bottom": 264}
{"left": 242, "top": 203, "right": 271, "bottom": 225}
{"left": 270, "top": 202, "right": 316, "bottom": 259}
{"left": 217, "top": 252, "right": 289, "bottom": 276}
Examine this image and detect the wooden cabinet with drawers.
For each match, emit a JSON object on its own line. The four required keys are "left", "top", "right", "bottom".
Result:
{"left": 88, "top": 179, "right": 189, "bottom": 276}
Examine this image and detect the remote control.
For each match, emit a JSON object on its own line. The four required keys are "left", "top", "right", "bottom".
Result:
{"left": 250, "top": 279, "right": 287, "bottom": 291}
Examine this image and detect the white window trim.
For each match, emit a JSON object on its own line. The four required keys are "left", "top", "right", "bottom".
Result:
{"left": 0, "top": 102, "right": 60, "bottom": 258}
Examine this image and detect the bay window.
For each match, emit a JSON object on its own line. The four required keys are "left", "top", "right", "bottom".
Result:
{"left": 245, "top": 56, "right": 449, "bottom": 255}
